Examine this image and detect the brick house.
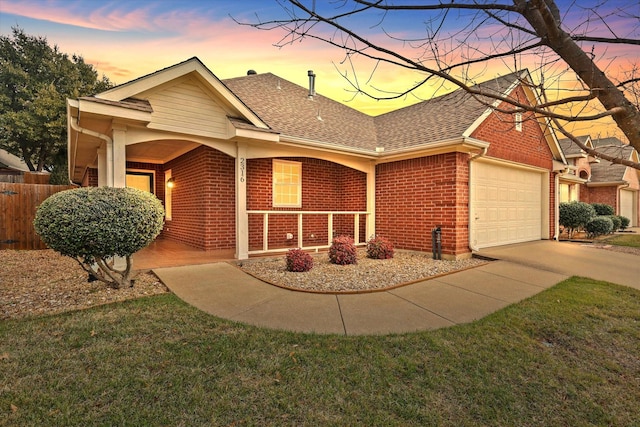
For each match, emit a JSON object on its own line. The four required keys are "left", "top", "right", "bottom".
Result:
{"left": 67, "top": 57, "right": 567, "bottom": 259}
{"left": 559, "top": 136, "right": 640, "bottom": 226}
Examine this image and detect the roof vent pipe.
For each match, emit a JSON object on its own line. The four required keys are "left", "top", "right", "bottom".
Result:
{"left": 308, "top": 70, "right": 316, "bottom": 98}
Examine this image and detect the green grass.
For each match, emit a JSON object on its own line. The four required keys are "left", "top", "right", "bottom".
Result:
{"left": 1, "top": 277, "right": 639, "bottom": 426}
{"left": 603, "top": 233, "right": 640, "bottom": 248}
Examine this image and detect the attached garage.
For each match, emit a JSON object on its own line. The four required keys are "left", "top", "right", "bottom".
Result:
{"left": 471, "top": 160, "right": 548, "bottom": 249}
{"left": 620, "top": 189, "right": 637, "bottom": 226}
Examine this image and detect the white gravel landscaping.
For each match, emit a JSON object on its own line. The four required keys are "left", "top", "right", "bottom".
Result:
{"left": 239, "top": 249, "right": 487, "bottom": 293}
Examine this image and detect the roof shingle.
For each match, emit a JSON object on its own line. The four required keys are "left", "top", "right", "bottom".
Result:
{"left": 223, "top": 73, "right": 378, "bottom": 151}
{"left": 589, "top": 137, "right": 637, "bottom": 182}
{"left": 224, "top": 71, "right": 526, "bottom": 153}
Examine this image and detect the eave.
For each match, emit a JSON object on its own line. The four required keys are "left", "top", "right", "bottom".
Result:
{"left": 376, "top": 137, "right": 490, "bottom": 164}
{"left": 586, "top": 180, "right": 628, "bottom": 187}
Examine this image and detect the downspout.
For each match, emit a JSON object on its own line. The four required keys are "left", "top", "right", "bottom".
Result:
{"left": 468, "top": 147, "right": 488, "bottom": 252}
{"left": 69, "top": 107, "right": 112, "bottom": 184}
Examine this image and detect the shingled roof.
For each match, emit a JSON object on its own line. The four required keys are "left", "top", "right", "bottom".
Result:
{"left": 223, "top": 73, "right": 378, "bottom": 151}
{"left": 375, "top": 72, "right": 525, "bottom": 150}
{"left": 224, "top": 70, "right": 527, "bottom": 153}
{"left": 558, "top": 135, "right": 591, "bottom": 157}
{"left": 590, "top": 137, "right": 637, "bottom": 182}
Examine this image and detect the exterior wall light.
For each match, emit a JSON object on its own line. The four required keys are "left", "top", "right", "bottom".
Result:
{"left": 166, "top": 177, "right": 175, "bottom": 188}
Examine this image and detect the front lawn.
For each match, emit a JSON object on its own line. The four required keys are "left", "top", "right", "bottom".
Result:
{"left": 603, "top": 233, "right": 640, "bottom": 248}
{"left": 1, "top": 277, "right": 639, "bottom": 426}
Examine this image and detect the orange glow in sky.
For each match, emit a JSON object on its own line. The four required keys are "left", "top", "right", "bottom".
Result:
{"left": 1, "top": 0, "right": 638, "bottom": 138}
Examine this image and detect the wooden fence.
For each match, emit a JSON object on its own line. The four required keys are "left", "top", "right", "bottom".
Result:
{"left": 0, "top": 183, "right": 76, "bottom": 250}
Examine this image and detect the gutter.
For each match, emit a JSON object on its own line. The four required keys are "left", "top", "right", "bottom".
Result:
{"left": 467, "top": 146, "right": 488, "bottom": 252}
{"left": 586, "top": 180, "right": 627, "bottom": 187}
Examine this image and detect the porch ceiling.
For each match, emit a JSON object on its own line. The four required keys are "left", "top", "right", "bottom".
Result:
{"left": 72, "top": 137, "right": 200, "bottom": 182}
{"left": 126, "top": 140, "right": 200, "bottom": 164}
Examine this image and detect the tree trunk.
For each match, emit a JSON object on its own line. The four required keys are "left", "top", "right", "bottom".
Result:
{"left": 521, "top": 0, "right": 640, "bottom": 152}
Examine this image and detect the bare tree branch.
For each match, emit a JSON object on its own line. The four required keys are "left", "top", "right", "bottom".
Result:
{"left": 240, "top": 0, "right": 640, "bottom": 169}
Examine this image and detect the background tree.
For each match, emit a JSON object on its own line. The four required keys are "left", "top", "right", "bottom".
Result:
{"left": 245, "top": 0, "right": 640, "bottom": 169}
{"left": 0, "top": 27, "right": 112, "bottom": 179}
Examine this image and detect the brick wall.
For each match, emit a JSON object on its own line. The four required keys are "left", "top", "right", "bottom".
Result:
{"left": 472, "top": 86, "right": 554, "bottom": 171}
{"left": 163, "top": 146, "right": 236, "bottom": 251}
{"left": 246, "top": 157, "right": 367, "bottom": 251}
{"left": 583, "top": 186, "right": 617, "bottom": 208}
{"left": 85, "top": 168, "right": 98, "bottom": 187}
{"left": 375, "top": 152, "right": 470, "bottom": 256}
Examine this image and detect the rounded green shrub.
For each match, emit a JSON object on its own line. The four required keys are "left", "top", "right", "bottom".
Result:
{"left": 34, "top": 186, "right": 165, "bottom": 288}
{"left": 607, "top": 215, "right": 621, "bottom": 232}
{"left": 591, "top": 203, "right": 615, "bottom": 216}
{"left": 329, "top": 235, "right": 357, "bottom": 265}
{"left": 585, "top": 216, "right": 613, "bottom": 238}
{"left": 559, "top": 201, "right": 596, "bottom": 238}
{"left": 285, "top": 248, "right": 314, "bottom": 272}
{"left": 618, "top": 215, "right": 630, "bottom": 231}
{"left": 366, "top": 235, "right": 394, "bottom": 259}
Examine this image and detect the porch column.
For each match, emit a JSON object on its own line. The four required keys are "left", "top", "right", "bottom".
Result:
{"left": 109, "top": 123, "right": 128, "bottom": 271}
{"left": 111, "top": 123, "right": 127, "bottom": 188}
{"left": 236, "top": 141, "right": 248, "bottom": 259}
{"left": 366, "top": 161, "right": 376, "bottom": 239}
{"left": 97, "top": 144, "right": 107, "bottom": 187}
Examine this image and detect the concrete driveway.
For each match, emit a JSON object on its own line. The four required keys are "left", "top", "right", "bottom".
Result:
{"left": 477, "top": 240, "right": 639, "bottom": 291}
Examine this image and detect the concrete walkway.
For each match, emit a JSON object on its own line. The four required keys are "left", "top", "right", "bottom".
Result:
{"left": 153, "top": 240, "right": 639, "bottom": 335}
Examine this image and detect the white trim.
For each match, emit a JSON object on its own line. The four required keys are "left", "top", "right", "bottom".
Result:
{"left": 164, "top": 169, "right": 172, "bottom": 221}
{"left": 515, "top": 112, "right": 523, "bottom": 132}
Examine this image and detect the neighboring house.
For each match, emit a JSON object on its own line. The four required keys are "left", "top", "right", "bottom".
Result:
{"left": 67, "top": 57, "right": 567, "bottom": 259}
{"left": 558, "top": 136, "right": 640, "bottom": 226}
{"left": 0, "top": 149, "right": 29, "bottom": 182}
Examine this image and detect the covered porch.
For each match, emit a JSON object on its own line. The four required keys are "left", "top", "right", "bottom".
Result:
{"left": 133, "top": 238, "right": 235, "bottom": 270}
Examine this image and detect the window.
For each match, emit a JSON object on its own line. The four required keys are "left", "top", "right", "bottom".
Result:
{"left": 559, "top": 183, "right": 577, "bottom": 203}
{"left": 273, "top": 160, "right": 301, "bottom": 207}
{"left": 126, "top": 170, "right": 154, "bottom": 193}
{"left": 515, "top": 112, "right": 523, "bottom": 132}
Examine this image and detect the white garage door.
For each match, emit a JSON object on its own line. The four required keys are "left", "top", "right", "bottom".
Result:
{"left": 472, "top": 161, "right": 544, "bottom": 248}
{"left": 620, "top": 189, "right": 637, "bottom": 226}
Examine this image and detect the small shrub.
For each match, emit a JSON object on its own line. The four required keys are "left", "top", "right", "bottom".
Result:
{"left": 559, "top": 201, "right": 596, "bottom": 238}
{"left": 585, "top": 216, "right": 613, "bottom": 238}
{"left": 608, "top": 215, "right": 621, "bottom": 232}
{"left": 285, "top": 248, "right": 314, "bottom": 272}
{"left": 591, "top": 203, "right": 615, "bottom": 216}
{"left": 366, "top": 235, "right": 394, "bottom": 259}
{"left": 34, "top": 186, "right": 165, "bottom": 288}
{"left": 329, "top": 235, "right": 357, "bottom": 265}
{"left": 618, "top": 215, "right": 630, "bottom": 231}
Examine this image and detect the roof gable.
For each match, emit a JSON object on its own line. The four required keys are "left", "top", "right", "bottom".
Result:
{"left": 96, "top": 57, "right": 268, "bottom": 130}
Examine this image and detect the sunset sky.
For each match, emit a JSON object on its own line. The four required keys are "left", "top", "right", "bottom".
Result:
{"left": 1, "top": 0, "right": 638, "bottom": 136}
